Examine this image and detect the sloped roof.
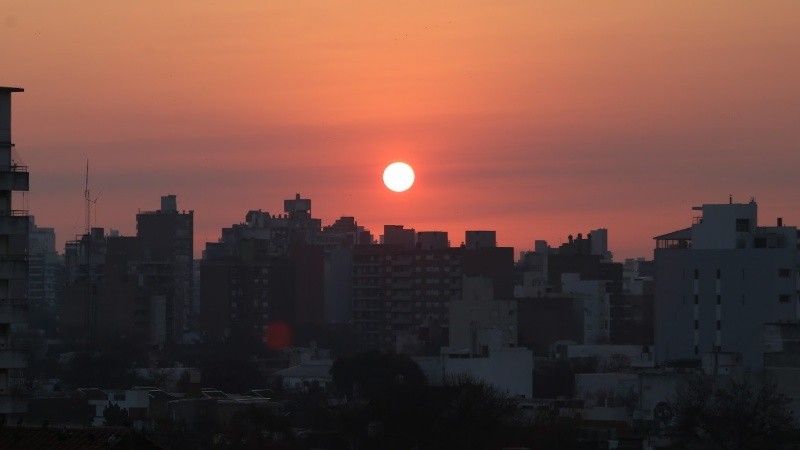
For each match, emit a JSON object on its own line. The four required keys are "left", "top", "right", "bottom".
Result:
{"left": 653, "top": 227, "right": 691, "bottom": 240}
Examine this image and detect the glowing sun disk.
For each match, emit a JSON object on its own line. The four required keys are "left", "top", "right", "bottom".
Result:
{"left": 383, "top": 162, "right": 415, "bottom": 192}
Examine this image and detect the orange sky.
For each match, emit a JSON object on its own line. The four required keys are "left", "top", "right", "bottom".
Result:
{"left": 2, "top": 1, "right": 800, "bottom": 258}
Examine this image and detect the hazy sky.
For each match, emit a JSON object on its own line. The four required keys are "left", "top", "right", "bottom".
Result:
{"left": 3, "top": 1, "right": 800, "bottom": 258}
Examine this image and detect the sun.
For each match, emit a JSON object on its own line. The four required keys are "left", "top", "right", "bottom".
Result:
{"left": 383, "top": 162, "right": 415, "bottom": 192}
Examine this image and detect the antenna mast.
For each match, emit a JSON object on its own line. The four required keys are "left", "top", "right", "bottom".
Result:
{"left": 85, "top": 159, "right": 90, "bottom": 234}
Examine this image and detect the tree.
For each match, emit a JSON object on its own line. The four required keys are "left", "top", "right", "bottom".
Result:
{"left": 671, "top": 374, "right": 796, "bottom": 450}
{"left": 103, "top": 402, "right": 129, "bottom": 427}
{"left": 330, "top": 350, "right": 426, "bottom": 400}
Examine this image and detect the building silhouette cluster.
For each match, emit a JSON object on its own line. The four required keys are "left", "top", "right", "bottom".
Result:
{"left": 3, "top": 85, "right": 800, "bottom": 448}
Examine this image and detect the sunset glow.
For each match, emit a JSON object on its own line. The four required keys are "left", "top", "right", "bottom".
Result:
{"left": 2, "top": 2, "right": 800, "bottom": 257}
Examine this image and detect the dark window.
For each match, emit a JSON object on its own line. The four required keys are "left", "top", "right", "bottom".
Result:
{"left": 694, "top": 295, "right": 699, "bottom": 305}
{"left": 779, "top": 295, "right": 791, "bottom": 303}
{"left": 716, "top": 320, "right": 721, "bottom": 330}
{"left": 694, "top": 345, "right": 699, "bottom": 356}
{"left": 694, "top": 320, "right": 699, "bottom": 330}
{"left": 694, "top": 269, "right": 699, "bottom": 279}
{"left": 754, "top": 238, "right": 767, "bottom": 248}
{"left": 716, "top": 295, "right": 721, "bottom": 305}
{"left": 779, "top": 268, "right": 790, "bottom": 278}
{"left": 736, "top": 219, "right": 750, "bottom": 232}
{"left": 716, "top": 269, "right": 721, "bottom": 279}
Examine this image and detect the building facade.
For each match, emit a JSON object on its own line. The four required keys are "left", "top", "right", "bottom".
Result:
{"left": 654, "top": 200, "right": 799, "bottom": 369}
{"left": 352, "top": 229, "right": 514, "bottom": 355}
{"left": 0, "top": 86, "right": 29, "bottom": 420}
{"left": 136, "top": 195, "right": 193, "bottom": 344}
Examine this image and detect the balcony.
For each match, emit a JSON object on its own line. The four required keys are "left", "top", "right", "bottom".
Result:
{"left": 0, "top": 215, "right": 28, "bottom": 235}
{"left": 0, "top": 167, "right": 29, "bottom": 192}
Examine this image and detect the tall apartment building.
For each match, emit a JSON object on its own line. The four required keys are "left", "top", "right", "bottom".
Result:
{"left": 0, "top": 86, "right": 29, "bottom": 421}
{"left": 352, "top": 228, "right": 514, "bottom": 355}
{"left": 321, "top": 217, "right": 373, "bottom": 323}
{"left": 654, "top": 200, "right": 799, "bottom": 369}
{"left": 28, "top": 218, "right": 62, "bottom": 334}
{"left": 199, "top": 194, "right": 323, "bottom": 346}
{"left": 61, "top": 228, "right": 108, "bottom": 345}
{"left": 136, "top": 195, "right": 193, "bottom": 344}
{"left": 60, "top": 196, "right": 193, "bottom": 348}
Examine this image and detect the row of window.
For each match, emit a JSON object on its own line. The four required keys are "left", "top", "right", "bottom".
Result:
{"left": 691, "top": 294, "right": 793, "bottom": 304}
{"left": 690, "top": 268, "right": 794, "bottom": 279}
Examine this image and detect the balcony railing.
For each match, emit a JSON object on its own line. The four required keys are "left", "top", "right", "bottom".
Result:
{"left": 0, "top": 165, "right": 28, "bottom": 173}
{"left": 0, "top": 210, "right": 28, "bottom": 217}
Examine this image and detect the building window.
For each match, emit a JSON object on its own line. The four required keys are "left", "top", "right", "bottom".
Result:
{"left": 694, "top": 320, "right": 699, "bottom": 330}
{"left": 716, "top": 295, "right": 721, "bottom": 305}
{"left": 716, "top": 269, "right": 721, "bottom": 279}
{"left": 694, "top": 295, "right": 699, "bottom": 305}
{"left": 694, "top": 345, "right": 699, "bottom": 356}
{"left": 736, "top": 218, "right": 750, "bottom": 232}
{"left": 716, "top": 320, "right": 721, "bottom": 330}
{"left": 779, "top": 268, "right": 790, "bottom": 278}
{"left": 779, "top": 294, "right": 791, "bottom": 303}
{"left": 694, "top": 269, "right": 699, "bottom": 279}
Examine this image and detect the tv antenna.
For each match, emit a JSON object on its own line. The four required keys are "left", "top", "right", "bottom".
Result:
{"left": 84, "top": 160, "right": 100, "bottom": 234}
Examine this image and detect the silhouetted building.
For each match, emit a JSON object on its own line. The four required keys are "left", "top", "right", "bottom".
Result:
{"left": 381, "top": 225, "right": 415, "bottom": 249}
{"left": 417, "top": 231, "right": 449, "bottom": 250}
{"left": 199, "top": 195, "right": 324, "bottom": 346}
{"left": 61, "top": 228, "right": 108, "bottom": 344}
{"left": 352, "top": 230, "right": 514, "bottom": 355}
{"left": 654, "top": 200, "right": 799, "bottom": 369}
{"left": 60, "top": 196, "right": 193, "bottom": 348}
{"left": 200, "top": 238, "right": 294, "bottom": 344}
{"left": 513, "top": 230, "right": 642, "bottom": 349}
{"left": 321, "top": 217, "right": 373, "bottom": 324}
{"left": 465, "top": 230, "right": 496, "bottom": 249}
{"left": 136, "top": 195, "right": 194, "bottom": 344}
{"left": 61, "top": 230, "right": 151, "bottom": 346}
{"left": 28, "top": 218, "right": 63, "bottom": 335}
{"left": 0, "top": 86, "right": 29, "bottom": 421}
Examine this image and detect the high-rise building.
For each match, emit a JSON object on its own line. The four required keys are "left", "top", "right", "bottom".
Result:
{"left": 321, "top": 217, "right": 373, "bottom": 324}
{"left": 28, "top": 218, "right": 63, "bottom": 335}
{"left": 0, "top": 86, "right": 29, "bottom": 421}
{"left": 136, "top": 195, "right": 193, "bottom": 344}
{"left": 352, "top": 230, "right": 514, "bottom": 355}
{"left": 199, "top": 194, "right": 323, "bottom": 346}
{"left": 654, "top": 200, "right": 799, "bottom": 369}
{"left": 60, "top": 195, "right": 193, "bottom": 348}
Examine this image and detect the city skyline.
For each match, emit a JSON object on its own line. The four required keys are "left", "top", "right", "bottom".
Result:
{"left": 3, "top": 1, "right": 800, "bottom": 258}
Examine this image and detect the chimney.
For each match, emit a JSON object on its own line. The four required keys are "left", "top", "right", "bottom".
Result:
{"left": 777, "top": 217, "right": 783, "bottom": 227}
